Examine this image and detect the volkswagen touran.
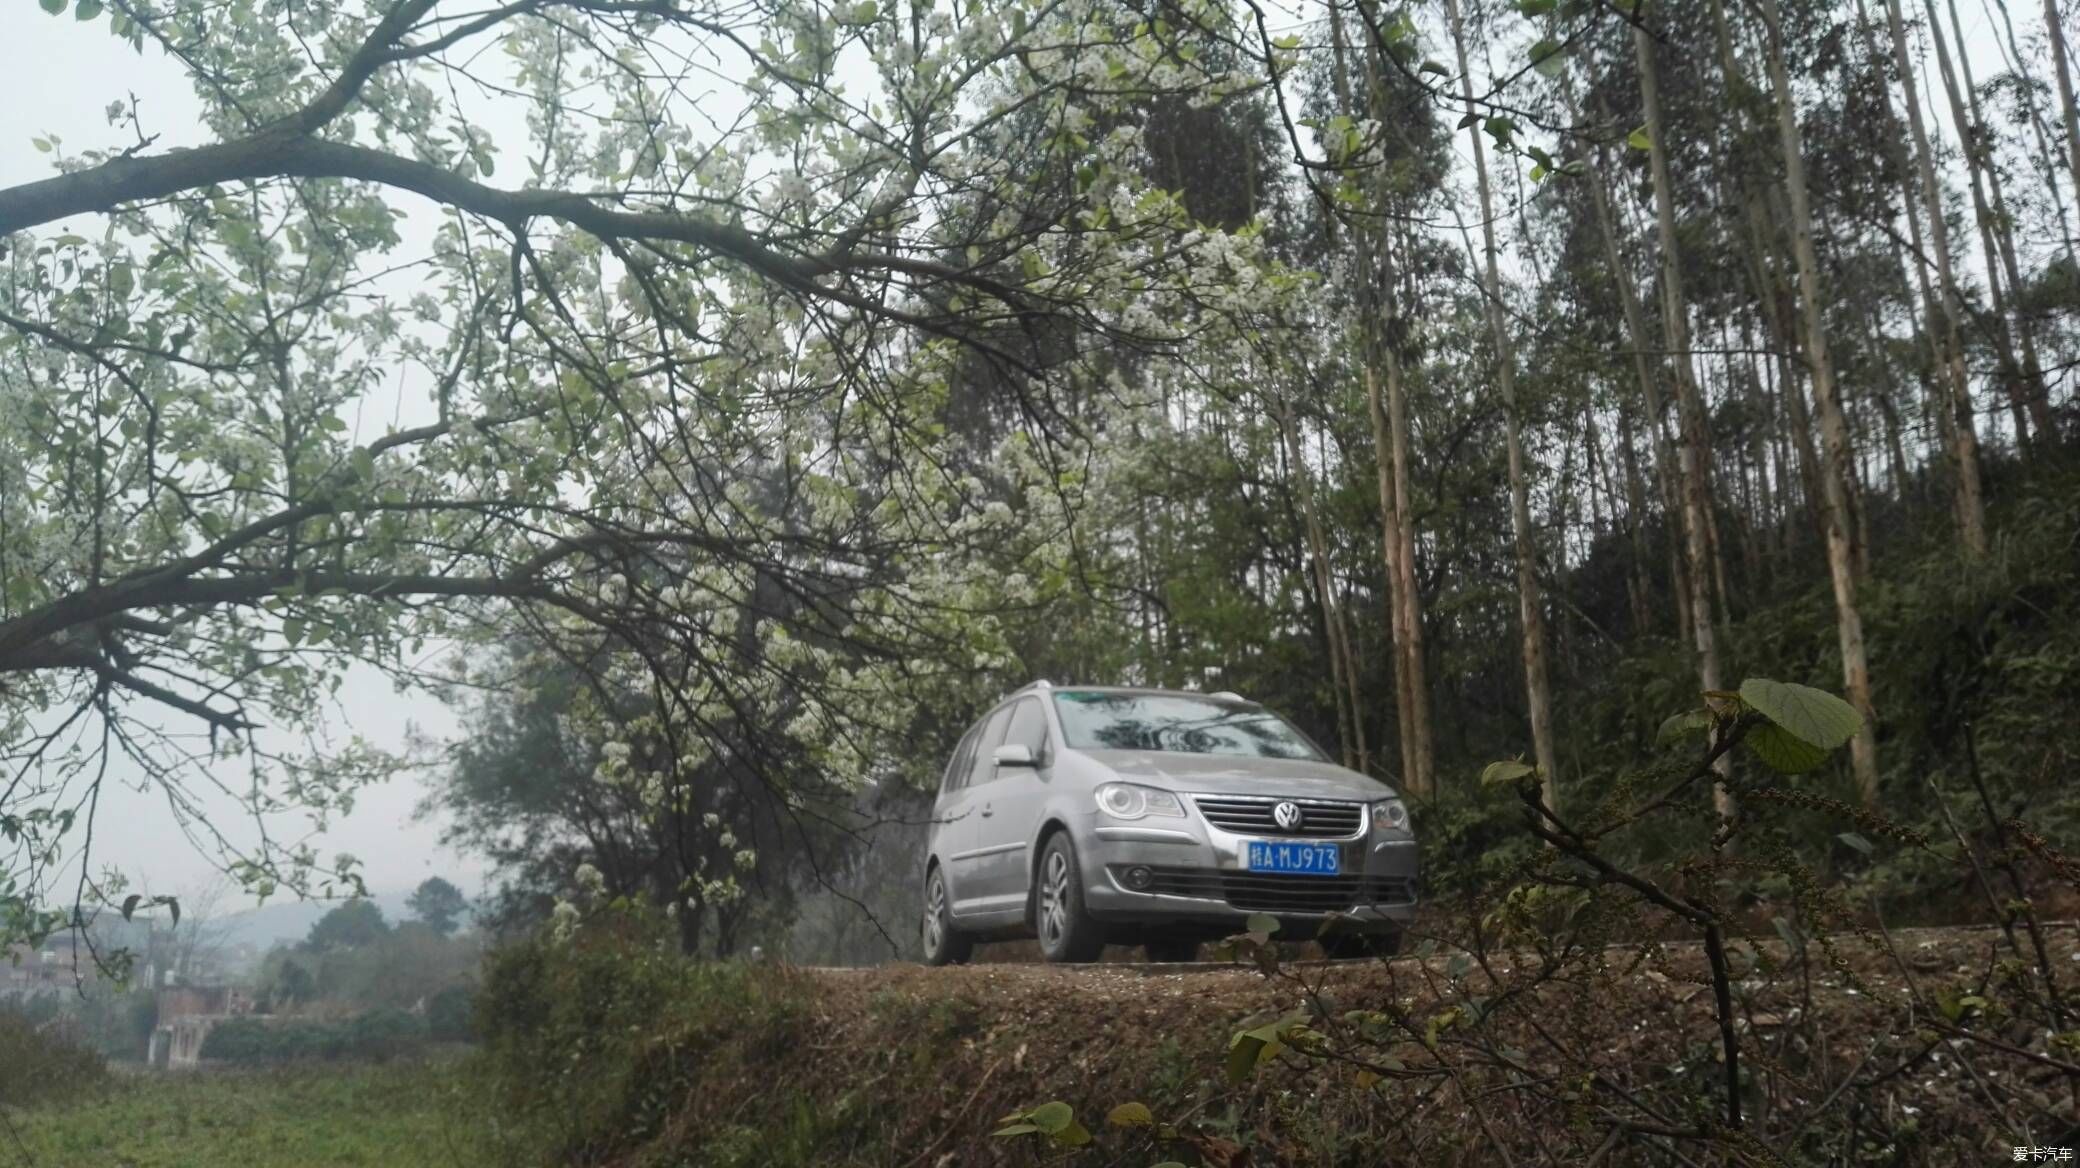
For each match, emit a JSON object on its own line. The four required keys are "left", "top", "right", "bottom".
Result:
{"left": 921, "top": 682, "right": 1418, "bottom": 964}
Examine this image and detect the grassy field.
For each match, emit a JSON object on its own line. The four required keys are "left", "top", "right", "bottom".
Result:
{"left": 1, "top": 1059, "right": 491, "bottom": 1168}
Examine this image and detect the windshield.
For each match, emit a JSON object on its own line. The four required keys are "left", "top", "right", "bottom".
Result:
{"left": 1050, "top": 692, "right": 1327, "bottom": 760}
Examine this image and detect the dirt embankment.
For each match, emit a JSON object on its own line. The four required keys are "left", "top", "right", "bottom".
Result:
{"left": 590, "top": 922, "right": 2070, "bottom": 1167}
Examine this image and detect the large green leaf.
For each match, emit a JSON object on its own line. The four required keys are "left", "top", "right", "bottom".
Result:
{"left": 1745, "top": 723, "right": 1830, "bottom": 774}
{"left": 1738, "top": 678, "right": 1862, "bottom": 749}
{"left": 1656, "top": 709, "right": 1711, "bottom": 747}
{"left": 1028, "top": 1102, "right": 1074, "bottom": 1136}
{"left": 1480, "top": 760, "right": 1535, "bottom": 787}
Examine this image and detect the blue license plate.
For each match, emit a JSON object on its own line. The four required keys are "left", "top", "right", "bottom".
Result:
{"left": 1244, "top": 841, "right": 1341, "bottom": 876}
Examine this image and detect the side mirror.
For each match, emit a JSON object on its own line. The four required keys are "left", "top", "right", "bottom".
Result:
{"left": 993, "top": 743, "right": 1037, "bottom": 768}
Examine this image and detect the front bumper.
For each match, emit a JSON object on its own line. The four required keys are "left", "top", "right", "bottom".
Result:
{"left": 1077, "top": 805, "right": 1419, "bottom": 936}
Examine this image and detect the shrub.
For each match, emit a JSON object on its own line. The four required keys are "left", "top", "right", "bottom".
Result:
{"left": 471, "top": 904, "right": 814, "bottom": 1165}
{"left": 426, "top": 983, "right": 475, "bottom": 1043}
{"left": 0, "top": 1007, "right": 106, "bottom": 1105}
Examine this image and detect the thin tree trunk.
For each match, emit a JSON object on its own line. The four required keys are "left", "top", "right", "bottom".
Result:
{"left": 2048, "top": 0, "right": 2080, "bottom": 228}
{"left": 1583, "top": 93, "right": 1681, "bottom": 644}
{"left": 1451, "top": 0, "right": 1557, "bottom": 815}
{"left": 1984, "top": 0, "right": 2080, "bottom": 265}
{"left": 1884, "top": 0, "right": 1991, "bottom": 555}
{"left": 1367, "top": 362, "right": 1420, "bottom": 791}
{"left": 1386, "top": 321, "right": 1435, "bottom": 797}
{"left": 1923, "top": 0, "right": 2045, "bottom": 447}
{"left": 1281, "top": 399, "right": 1361, "bottom": 770}
{"left": 1636, "top": 21, "right": 1733, "bottom": 806}
{"left": 1335, "top": 0, "right": 1433, "bottom": 796}
{"left": 1759, "top": 0, "right": 1882, "bottom": 803}
{"left": 1937, "top": 0, "right": 2057, "bottom": 445}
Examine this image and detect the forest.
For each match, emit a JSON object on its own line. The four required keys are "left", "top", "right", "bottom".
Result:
{"left": 3, "top": 0, "right": 2080, "bottom": 1160}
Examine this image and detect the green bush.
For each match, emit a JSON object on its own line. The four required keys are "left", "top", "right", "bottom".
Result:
{"left": 0, "top": 1006, "right": 106, "bottom": 1105}
{"left": 426, "top": 983, "right": 475, "bottom": 1043}
{"left": 471, "top": 905, "right": 814, "bottom": 1165}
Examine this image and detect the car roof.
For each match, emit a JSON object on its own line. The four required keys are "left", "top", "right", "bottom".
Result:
{"left": 1010, "top": 683, "right": 1259, "bottom": 705}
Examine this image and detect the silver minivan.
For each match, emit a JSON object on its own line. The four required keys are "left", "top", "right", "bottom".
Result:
{"left": 921, "top": 682, "right": 1419, "bottom": 964}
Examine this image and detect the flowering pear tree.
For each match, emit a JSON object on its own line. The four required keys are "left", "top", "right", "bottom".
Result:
{"left": 0, "top": 0, "right": 1269, "bottom": 949}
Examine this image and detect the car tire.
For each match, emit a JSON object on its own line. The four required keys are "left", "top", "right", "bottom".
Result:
{"left": 1034, "top": 834, "right": 1105, "bottom": 963}
{"left": 1321, "top": 929, "right": 1403, "bottom": 960}
{"left": 1144, "top": 936, "right": 1201, "bottom": 964}
{"left": 921, "top": 865, "right": 973, "bottom": 966}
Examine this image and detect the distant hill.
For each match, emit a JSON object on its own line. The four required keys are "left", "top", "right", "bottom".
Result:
{"left": 217, "top": 893, "right": 418, "bottom": 952}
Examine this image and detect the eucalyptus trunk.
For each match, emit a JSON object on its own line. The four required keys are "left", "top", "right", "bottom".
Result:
{"left": 1635, "top": 20, "right": 1733, "bottom": 804}
{"left": 1925, "top": 0, "right": 2053, "bottom": 447}
{"left": 1883, "top": 0, "right": 1990, "bottom": 556}
{"left": 1756, "top": 0, "right": 1883, "bottom": 805}
{"left": 1450, "top": 0, "right": 1558, "bottom": 815}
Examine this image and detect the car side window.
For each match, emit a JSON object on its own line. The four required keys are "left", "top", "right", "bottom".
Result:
{"left": 1002, "top": 698, "right": 1050, "bottom": 766}
{"left": 940, "top": 725, "right": 980, "bottom": 795}
{"left": 965, "top": 705, "right": 1015, "bottom": 787}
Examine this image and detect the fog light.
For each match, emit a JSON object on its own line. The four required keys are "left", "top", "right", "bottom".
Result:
{"left": 1123, "top": 865, "right": 1155, "bottom": 890}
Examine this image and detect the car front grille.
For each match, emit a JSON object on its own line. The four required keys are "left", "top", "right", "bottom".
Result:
{"left": 1193, "top": 795, "right": 1364, "bottom": 839}
{"left": 1132, "top": 867, "right": 1416, "bottom": 914}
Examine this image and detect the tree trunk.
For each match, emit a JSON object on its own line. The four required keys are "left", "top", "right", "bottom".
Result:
{"left": 1922, "top": 0, "right": 2047, "bottom": 448}
{"left": 1288, "top": 412, "right": 1363, "bottom": 772}
{"left": 1385, "top": 326, "right": 1435, "bottom": 797}
{"left": 1983, "top": 0, "right": 2080, "bottom": 265}
{"left": 1635, "top": 21, "right": 1733, "bottom": 807}
{"left": 1758, "top": 0, "right": 1883, "bottom": 805}
{"left": 1450, "top": 0, "right": 1557, "bottom": 815}
{"left": 1936, "top": 0, "right": 2057, "bottom": 445}
{"left": 1368, "top": 363, "right": 1421, "bottom": 793}
{"left": 1335, "top": 0, "right": 1432, "bottom": 796}
{"left": 2049, "top": 0, "right": 2080, "bottom": 232}
{"left": 1883, "top": 0, "right": 1990, "bottom": 555}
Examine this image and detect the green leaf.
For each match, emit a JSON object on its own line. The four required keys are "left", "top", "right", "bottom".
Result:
{"left": 39, "top": 0, "right": 66, "bottom": 15}
{"left": 1107, "top": 1102, "right": 1154, "bottom": 1128}
{"left": 1054, "top": 1121, "right": 1092, "bottom": 1147}
{"left": 1529, "top": 37, "right": 1566, "bottom": 77}
{"left": 32, "top": 137, "right": 53, "bottom": 153}
{"left": 1480, "top": 760, "right": 1535, "bottom": 787}
{"left": 120, "top": 894, "right": 141, "bottom": 921}
{"left": 991, "top": 1123, "right": 1039, "bottom": 1138}
{"left": 1657, "top": 709, "right": 1712, "bottom": 747}
{"left": 1456, "top": 112, "right": 1480, "bottom": 130}
{"left": 74, "top": 0, "right": 102, "bottom": 18}
{"left": 1837, "top": 831, "right": 1875, "bottom": 855}
{"left": 1245, "top": 912, "right": 1279, "bottom": 937}
{"left": 851, "top": 0, "right": 876, "bottom": 21}
{"left": 1225, "top": 1029, "right": 1274, "bottom": 1083}
{"left": 1419, "top": 59, "right": 1450, "bottom": 77}
{"left": 1027, "top": 1101, "right": 1074, "bottom": 1136}
{"left": 1627, "top": 125, "right": 1652, "bottom": 151}
{"left": 1520, "top": 0, "right": 1557, "bottom": 13}
{"left": 1738, "top": 678, "right": 1862, "bottom": 750}
{"left": 1746, "top": 723, "right": 1830, "bottom": 774}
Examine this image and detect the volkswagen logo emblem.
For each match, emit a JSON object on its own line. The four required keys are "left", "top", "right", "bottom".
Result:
{"left": 1272, "top": 801, "right": 1304, "bottom": 832}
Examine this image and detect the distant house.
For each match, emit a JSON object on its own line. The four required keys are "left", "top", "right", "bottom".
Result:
{"left": 0, "top": 931, "right": 102, "bottom": 1000}
{"left": 147, "top": 980, "right": 254, "bottom": 1069}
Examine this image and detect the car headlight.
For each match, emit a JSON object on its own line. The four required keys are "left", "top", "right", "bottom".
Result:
{"left": 1095, "top": 783, "right": 1185, "bottom": 820}
{"left": 1372, "top": 797, "right": 1410, "bottom": 832}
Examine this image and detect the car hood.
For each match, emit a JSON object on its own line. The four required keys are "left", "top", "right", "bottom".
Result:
{"left": 1080, "top": 750, "right": 1396, "bottom": 801}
